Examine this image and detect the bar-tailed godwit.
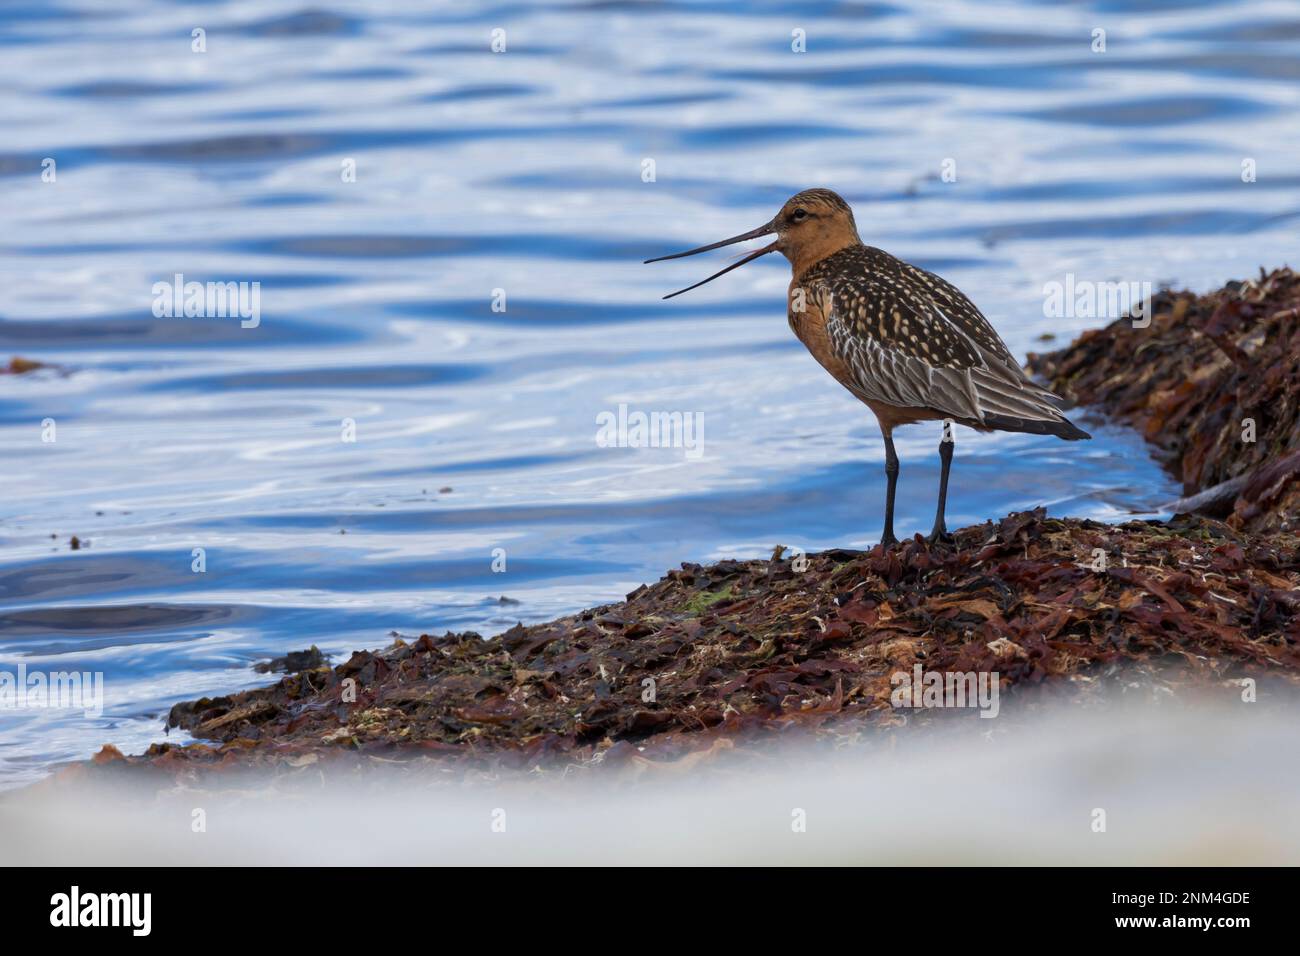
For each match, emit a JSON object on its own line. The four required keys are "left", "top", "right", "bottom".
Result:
{"left": 646, "top": 188, "right": 1090, "bottom": 548}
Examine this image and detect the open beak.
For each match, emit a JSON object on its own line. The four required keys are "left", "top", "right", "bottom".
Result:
{"left": 644, "top": 222, "right": 778, "bottom": 299}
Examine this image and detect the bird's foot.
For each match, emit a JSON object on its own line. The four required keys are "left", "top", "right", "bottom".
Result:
{"left": 925, "top": 528, "right": 955, "bottom": 548}
{"left": 878, "top": 530, "right": 899, "bottom": 549}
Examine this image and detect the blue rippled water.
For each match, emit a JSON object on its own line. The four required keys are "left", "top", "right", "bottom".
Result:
{"left": 2, "top": 0, "right": 1297, "bottom": 786}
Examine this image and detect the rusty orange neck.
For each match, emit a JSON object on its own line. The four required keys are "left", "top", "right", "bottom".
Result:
{"left": 785, "top": 231, "right": 861, "bottom": 280}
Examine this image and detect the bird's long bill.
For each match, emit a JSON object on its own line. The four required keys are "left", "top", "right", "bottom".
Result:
{"left": 644, "top": 221, "right": 777, "bottom": 299}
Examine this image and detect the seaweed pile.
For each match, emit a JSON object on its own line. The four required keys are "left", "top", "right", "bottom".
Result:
{"left": 82, "top": 509, "right": 1298, "bottom": 784}
{"left": 1028, "top": 267, "right": 1300, "bottom": 533}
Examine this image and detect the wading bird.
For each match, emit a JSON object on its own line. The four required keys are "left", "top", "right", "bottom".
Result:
{"left": 646, "top": 188, "right": 1089, "bottom": 548}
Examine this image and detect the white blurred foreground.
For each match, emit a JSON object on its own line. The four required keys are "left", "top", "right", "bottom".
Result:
{"left": 3, "top": 698, "right": 1297, "bottom": 865}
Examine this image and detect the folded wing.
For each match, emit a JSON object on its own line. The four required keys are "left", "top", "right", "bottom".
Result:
{"left": 808, "top": 246, "right": 1083, "bottom": 435}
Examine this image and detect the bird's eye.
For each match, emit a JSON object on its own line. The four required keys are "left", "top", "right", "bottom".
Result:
{"left": 790, "top": 208, "right": 809, "bottom": 222}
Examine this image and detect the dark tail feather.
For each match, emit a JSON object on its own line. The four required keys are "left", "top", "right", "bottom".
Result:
{"left": 983, "top": 413, "right": 1091, "bottom": 441}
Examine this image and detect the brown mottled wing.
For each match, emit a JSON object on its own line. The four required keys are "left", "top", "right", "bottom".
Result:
{"left": 810, "top": 246, "right": 1063, "bottom": 423}
{"left": 907, "top": 259, "right": 1062, "bottom": 402}
{"left": 810, "top": 248, "right": 985, "bottom": 421}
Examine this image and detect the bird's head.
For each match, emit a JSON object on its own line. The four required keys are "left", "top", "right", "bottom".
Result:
{"left": 645, "top": 188, "right": 861, "bottom": 298}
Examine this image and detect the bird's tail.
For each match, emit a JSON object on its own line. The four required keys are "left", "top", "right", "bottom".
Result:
{"left": 970, "top": 368, "right": 1092, "bottom": 440}
{"left": 982, "top": 412, "right": 1091, "bottom": 440}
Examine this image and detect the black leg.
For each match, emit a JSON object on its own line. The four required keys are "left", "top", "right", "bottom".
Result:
{"left": 927, "top": 423, "right": 954, "bottom": 544}
{"left": 881, "top": 430, "right": 899, "bottom": 548}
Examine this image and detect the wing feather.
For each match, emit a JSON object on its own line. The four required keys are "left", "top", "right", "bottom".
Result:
{"left": 806, "top": 246, "right": 1070, "bottom": 426}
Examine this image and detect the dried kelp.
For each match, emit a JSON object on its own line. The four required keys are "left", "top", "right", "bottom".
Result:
{"left": 82, "top": 510, "right": 1298, "bottom": 784}
{"left": 1028, "top": 268, "right": 1300, "bottom": 533}
{"left": 1, "top": 356, "right": 54, "bottom": 375}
